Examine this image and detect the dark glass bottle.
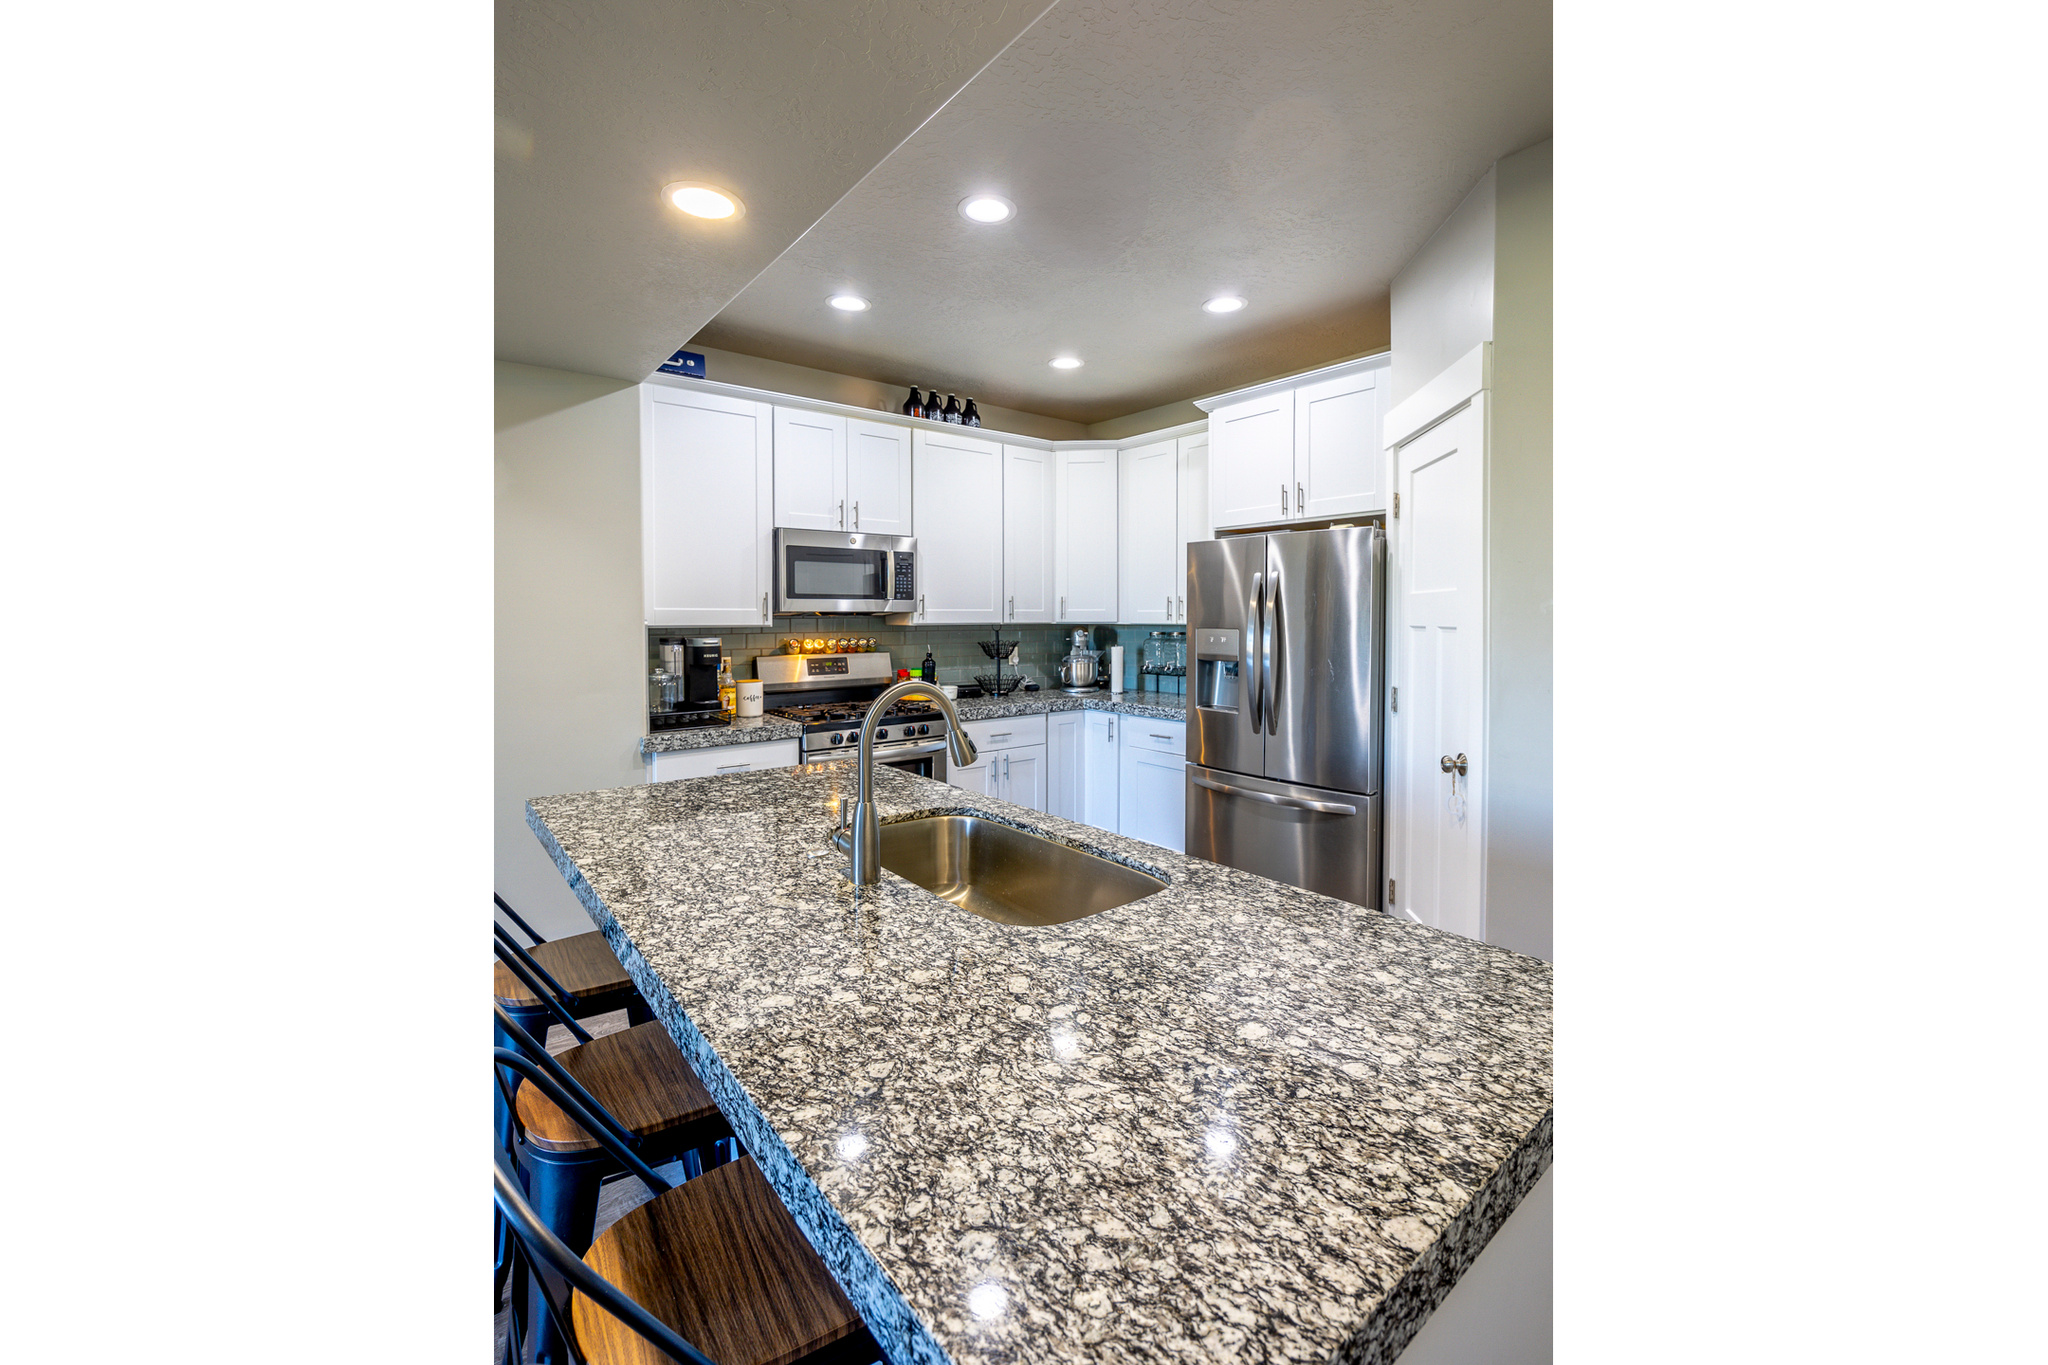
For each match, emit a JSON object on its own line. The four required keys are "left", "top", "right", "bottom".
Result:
{"left": 942, "top": 393, "right": 962, "bottom": 424}
{"left": 961, "top": 397, "right": 981, "bottom": 428}
{"left": 922, "top": 647, "right": 937, "bottom": 680}
{"left": 902, "top": 386, "right": 924, "bottom": 418}
{"left": 926, "top": 385, "right": 942, "bottom": 420}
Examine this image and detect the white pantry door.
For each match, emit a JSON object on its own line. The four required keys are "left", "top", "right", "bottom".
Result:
{"left": 1392, "top": 395, "right": 1486, "bottom": 941}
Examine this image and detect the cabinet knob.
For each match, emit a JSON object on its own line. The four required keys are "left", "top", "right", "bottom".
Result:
{"left": 1439, "top": 753, "right": 1468, "bottom": 776}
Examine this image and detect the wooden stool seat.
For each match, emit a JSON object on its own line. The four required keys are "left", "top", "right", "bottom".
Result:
{"left": 515, "top": 1022, "right": 723, "bottom": 1154}
{"left": 493, "top": 930, "right": 637, "bottom": 1013}
{"left": 575, "top": 1156, "right": 871, "bottom": 1365}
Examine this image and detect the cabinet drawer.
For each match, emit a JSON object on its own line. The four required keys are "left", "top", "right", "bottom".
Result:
{"left": 649, "top": 739, "right": 800, "bottom": 782}
{"left": 963, "top": 715, "right": 1047, "bottom": 752}
{"left": 1118, "top": 718, "right": 1186, "bottom": 758}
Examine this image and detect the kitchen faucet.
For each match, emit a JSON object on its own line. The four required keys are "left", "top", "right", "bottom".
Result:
{"left": 830, "top": 678, "right": 978, "bottom": 885}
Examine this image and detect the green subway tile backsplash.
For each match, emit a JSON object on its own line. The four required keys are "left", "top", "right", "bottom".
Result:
{"left": 649, "top": 618, "right": 1186, "bottom": 696}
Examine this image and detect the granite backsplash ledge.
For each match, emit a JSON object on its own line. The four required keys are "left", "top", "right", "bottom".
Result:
{"left": 649, "top": 619, "right": 1187, "bottom": 697}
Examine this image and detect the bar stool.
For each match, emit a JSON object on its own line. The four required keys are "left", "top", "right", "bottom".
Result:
{"left": 494, "top": 894, "right": 652, "bottom": 1046}
{"left": 496, "top": 1131, "right": 877, "bottom": 1365}
{"left": 496, "top": 1002, "right": 737, "bottom": 1363}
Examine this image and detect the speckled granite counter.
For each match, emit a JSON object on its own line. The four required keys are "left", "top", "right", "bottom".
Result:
{"left": 641, "top": 695, "right": 1187, "bottom": 755}
{"left": 527, "top": 763, "right": 1551, "bottom": 1365}
{"left": 640, "top": 715, "right": 804, "bottom": 754}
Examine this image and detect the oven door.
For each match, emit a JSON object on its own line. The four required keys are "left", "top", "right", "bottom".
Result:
{"left": 874, "top": 738, "right": 948, "bottom": 783}
{"left": 774, "top": 529, "right": 914, "bottom": 613}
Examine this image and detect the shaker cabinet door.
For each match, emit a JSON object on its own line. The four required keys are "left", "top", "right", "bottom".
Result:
{"left": 913, "top": 429, "right": 1005, "bottom": 623}
{"left": 772, "top": 406, "right": 847, "bottom": 532}
{"left": 1082, "top": 710, "right": 1121, "bottom": 831}
{"left": 1117, "top": 439, "right": 1179, "bottom": 624}
{"left": 1209, "top": 392, "right": 1293, "bottom": 529}
{"left": 1174, "top": 433, "right": 1210, "bottom": 622}
{"left": 1055, "top": 449, "right": 1119, "bottom": 622}
{"left": 845, "top": 418, "right": 913, "bottom": 536}
{"left": 1002, "top": 445, "right": 1056, "bottom": 624}
{"left": 1001, "top": 744, "right": 1048, "bottom": 812}
{"left": 1295, "top": 370, "right": 1387, "bottom": 519}
{"left": 1047, "top": 711, "right": 1085, "bottom": 820}
{"left": 644, "top": 387, "right": 773, "bottom": 627}
{"left": 1119, "top": 739, "right": 1187, "bottom": 853}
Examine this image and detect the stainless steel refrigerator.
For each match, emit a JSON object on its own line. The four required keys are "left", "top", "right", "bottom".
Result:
{"left": 1184, "top": 526, "right": 1385, "bottom": 909}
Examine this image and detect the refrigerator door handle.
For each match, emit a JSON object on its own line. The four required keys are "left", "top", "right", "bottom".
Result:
{"left": 1246, "top": 571, "right": 1264, "bottom": 731}
{"left": 1253, "top": 568, "right": 1269, "bottom": 736}
{"left": 1191, "top": 771, "right": 1357, "bottom": 816}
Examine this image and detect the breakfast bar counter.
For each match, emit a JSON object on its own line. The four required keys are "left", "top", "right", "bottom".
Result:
{"left": 527, "top": 762, "right": 1552, "bottom": 1365}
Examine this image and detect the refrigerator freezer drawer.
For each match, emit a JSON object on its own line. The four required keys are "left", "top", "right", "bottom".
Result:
{"left": 1184, "top": 764, "right": 1382, "bottom": 911}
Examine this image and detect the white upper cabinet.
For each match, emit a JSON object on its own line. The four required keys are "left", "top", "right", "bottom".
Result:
{"left": 1175, "top": 433, "right": 1210, "bottom": 621}
{"left": 1295, "top": 369, "right": 1387, "bottom": 520}
{"left": 771, "top": 407, "right": 846, "bottom": 532}
{"left": 644, "top": 387, "right": 773, "bottom": 627}
{"left": 1210, "top": 393, "right": 1293, "bottom": 529}
{"left": 1002, "top": 445, "right": 1055, "bottom": 624}
{"left": 1055, "top": 448, "right": 1119, "bottom": 622}
{"left": 846, "top": 418, "right": 912, "bottom": 536}
{"left": 912, "top": 428, "right": 1004, "bottom": 623}
{"left": 1118, "top": 439, "right": 1179, "bottom": 624}
{"left": 774, "top": 409, "right": 912, "bottom": 535}
{"left": 1206, "top": 358, "right": 1391, "bottom": 530}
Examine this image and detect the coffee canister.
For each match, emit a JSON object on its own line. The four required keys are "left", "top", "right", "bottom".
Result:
{"left": 735, "top": 680, "right": 764, "bottom": 718}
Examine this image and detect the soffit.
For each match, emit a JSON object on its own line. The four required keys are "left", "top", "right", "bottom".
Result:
{"left": 496, "top": 0, "right": 1054, "bottom": 383}
{"left": 690, "top": 0, "right": 1551, "bottom": 424}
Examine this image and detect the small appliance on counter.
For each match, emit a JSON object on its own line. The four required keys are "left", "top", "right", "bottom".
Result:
{"left": 649, "top": 636, "right": 731, "bottom": 733}
{"left": 1058, "top": 626, "right": 1103, "bottom": 694}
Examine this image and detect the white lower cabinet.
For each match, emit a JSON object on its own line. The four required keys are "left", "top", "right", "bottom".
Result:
{"left": 950, "top": 716, "right": 1047, "bottom": 811}
{"left": 1117, "top": 719, "right": 1186, "bottom": 852}
{"left": 947, "top": 752, "right": 999, "bottom": 798}
{"left": 1082, "top": 711, "right": 1120, "bottom": 829}
{"left": 647, "top": 739, "right": 800, "bottom": 783}
{"left": 1047, "top": 711, "right": 1085, "bottom": 820}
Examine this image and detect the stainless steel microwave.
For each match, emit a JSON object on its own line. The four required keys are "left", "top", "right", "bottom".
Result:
{"left": 772, "top": 528, "right": 917, "bottom": 614}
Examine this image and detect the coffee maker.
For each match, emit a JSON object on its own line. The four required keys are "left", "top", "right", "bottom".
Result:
{"left": 651, "top": 637, "right": 728, "bottom": 731}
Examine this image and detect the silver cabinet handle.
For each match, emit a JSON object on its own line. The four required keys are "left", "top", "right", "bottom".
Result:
{"left": 1009, "top": 595, "right": 1015, "bottom": 619}
{"left": 761, "top": 593, "right": 769, "bottom": 623}
{"left": 715, "top": 763, "right": 752, "bottom": 772}
{"left": 1177, "top": 595, "right": 1183, "bottom": 620}
{"left": 1150, "top": 733, "right": 1172, "bottom": 741}
{"left": 1108, "top": 719, "right": 1115, "bottom": 740}
{"left": 988, "top": 732, "right": 1013, "bottom": 740}
{"left": 1060, "top": 595, "right": 1066, "bottom": 618}
{"left": 854, "top": 500, "right": 860, "bottom": 527}
{"left": 1297, "top": 481, "right": 1304, "bottom": 515}
{"left": 1003, "top": 753, "right": 1011, "bottom": 781}
{"left": 1280, "top": 482, "right": 1288, "bottom": 515}
{"left": 918, "top": 594, "right": 925, "bottom": 617}
{"left": 1166, "top": 594, "right": 1172, "bottom": 618}
{"left": 838, "top": 499, "right": 844, "bottom": 527}
{"left": 1191, "top": 771, "right": 1356, "bottom": 815}
{"left": 1440, "top": 753, "right": 1468, "bottom": 776}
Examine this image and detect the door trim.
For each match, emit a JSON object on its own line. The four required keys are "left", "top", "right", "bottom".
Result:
{"left": 1383, "top": 342, "right": 1491, "bottom": 450}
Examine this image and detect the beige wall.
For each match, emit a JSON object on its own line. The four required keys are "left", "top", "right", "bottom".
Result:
{"left": 1484, "top": 140, "right": 1553, "bottom": 962}
{"left": 691, "top": 346, "right": 1088, "bottom": 442}
{"left": 1388, "top": 169, "right": 1497, "bottom": 407}
{"left": 496, "top": 361, "right": 647, "bottom": 939}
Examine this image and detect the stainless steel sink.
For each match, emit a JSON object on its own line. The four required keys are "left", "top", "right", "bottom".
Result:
{"left": 877, "top": 815, "right": 1166, "bottom": 926}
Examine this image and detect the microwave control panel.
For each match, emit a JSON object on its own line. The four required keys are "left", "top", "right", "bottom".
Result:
{"left": 891, "top": 552, "right": 916, "bottom": 601}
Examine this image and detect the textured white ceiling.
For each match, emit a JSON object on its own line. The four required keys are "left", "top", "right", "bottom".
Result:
{"left": 690, "top": 0, "right": 1551, "bottom": 424}
{"left": 495, "top": 0, "right": 1055, "bottom": 382}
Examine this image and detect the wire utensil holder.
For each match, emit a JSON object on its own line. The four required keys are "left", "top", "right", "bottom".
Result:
{"left": 972, "top": 626, "right": 1024, "bottom": 695}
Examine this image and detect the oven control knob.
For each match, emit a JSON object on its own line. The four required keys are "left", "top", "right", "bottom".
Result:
{"left": 917, "top": 724, "right": 929, "bottom": 736}
{"left": 876, "top": 728, "right": 889, "bottom": 741}
{"left": 829, "top": 732, "right": 844, "bottom": 746}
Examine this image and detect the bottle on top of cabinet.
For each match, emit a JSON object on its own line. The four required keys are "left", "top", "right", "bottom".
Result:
{"left": 902, "top": 386, "right": 925, "bottom": 419}
{"left": 961, "top": 397, "right": 981, "bottom": 428}
{"left": 941, "top": 393, "right": 962, "bottom": 424}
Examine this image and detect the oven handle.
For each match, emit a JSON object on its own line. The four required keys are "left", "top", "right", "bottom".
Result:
{"left": 869, "top": 739, "right": 950, "bottom": 761}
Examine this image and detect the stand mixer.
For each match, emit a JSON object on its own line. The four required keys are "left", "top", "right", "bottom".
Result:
{"left": 1058, "top": 627, "right": 1102, "bottom": 693}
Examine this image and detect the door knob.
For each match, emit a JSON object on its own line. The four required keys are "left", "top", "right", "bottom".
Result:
{"left": 1439, "top": 753, "right": 1468, "bottom": 776}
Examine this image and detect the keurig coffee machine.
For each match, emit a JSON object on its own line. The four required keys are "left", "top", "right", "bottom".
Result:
{"left": 651, "top": 636, "right": 729, "bottom": 732}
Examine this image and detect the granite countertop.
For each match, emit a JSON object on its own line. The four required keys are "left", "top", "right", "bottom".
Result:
{"left": 642, "top": 694, "right": 1188, "bottom": 754}
{"left": 527, "top": 763, "right": 1552, "bottom": 1365}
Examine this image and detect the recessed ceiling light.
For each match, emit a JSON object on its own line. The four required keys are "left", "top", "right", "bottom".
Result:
{"left": 827, "top": 294, "right": 870, "bottom": 312}
{"left": 1203, "top": 295, "right": 1247, "bottom": 314}
{"left": 1049, "top": 356, "right": 1083, "bottom": 370}
{"left": 662, "top": 182, "right": 744, "bottom": 220}
{"left": 959, "top": 194, "right": 1016, "bottom": 224}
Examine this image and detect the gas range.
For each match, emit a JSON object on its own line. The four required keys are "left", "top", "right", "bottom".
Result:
{"left": 770, "top": 697, "right": 950, "bottom": 758}
{"left": 755, "top": 651, "right": 951, "bottom": 763}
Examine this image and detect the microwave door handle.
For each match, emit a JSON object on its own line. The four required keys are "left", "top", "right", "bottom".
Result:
{"left": 1246, "top": 571, "right": 1263, "bottom": 732}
